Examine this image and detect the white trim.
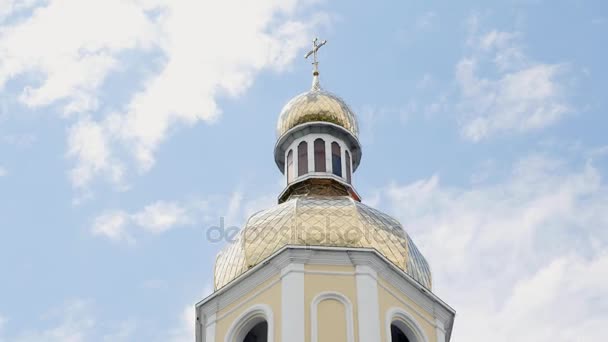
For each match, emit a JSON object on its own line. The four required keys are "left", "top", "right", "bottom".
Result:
{"left": 281, "top": 263, "right": 305, "bottom": 342}
{"left": 356, "top": 265, "right": 381, "bottom": 341}
{"left": 386, "top": 307, "right": 429, "bottom": 342}
{"left": 311, "top": 291, "right": 355, "bottom": 342}
{"left": 308, "top": 138, "right": 314, "bottom": 173}
{"left": 435, "top": 318, "right": 446, "bottom": 342}
{"left": 325, "top": 138, "right": 332, "bottom": 174}
{"left": 225, "top": 304, "right": 274, "bottom": 342}
{"left": 205, "top": 313, "right": 216, "bottom": 342}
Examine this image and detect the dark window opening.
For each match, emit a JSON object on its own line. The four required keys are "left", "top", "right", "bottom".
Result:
{"left": 331, "top": 142, "right": 342, "bottom": 177}
{"left": 391, "top": 324, "right": 410, "bottom": 342}
{"left": 314, "top": 138, "right": 326, "bottom": 172}
{"left": 243, "top": 321, "right": 268, "bottom": 342}
{"left": 298, "top": 141, "right": 308, "bottom": 176}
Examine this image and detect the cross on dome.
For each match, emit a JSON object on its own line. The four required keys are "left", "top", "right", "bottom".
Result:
{"left": 305, "top": 37, "right": 327, "bottom": 81}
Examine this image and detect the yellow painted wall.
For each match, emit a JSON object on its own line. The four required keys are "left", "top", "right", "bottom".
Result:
{"left": 317, "top": 298, "right": 347, "bottom": 341}
{"left": 209, "top": 265, "right": 442, "bottom": 342}
{"left": 304, "top": 264, "right": 358, "bottom": 342}
{"left": 214, "top": 275, "right": 282, "bottom": 342}
{"left": 377, "top": 277, "right": 436, "bottom": 342}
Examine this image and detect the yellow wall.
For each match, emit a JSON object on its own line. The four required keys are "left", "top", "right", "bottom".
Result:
{"left": 304, "top": 264, "right": 358, "bottom": 342}
{"left": 317, "top": 298, "right": 347, "bottom": 341}
{"left": 378, "top": 277, "right": 436, "bottom": 342}
{"left": 209, "top": 265, "right": 441, "bottom": 342}
{"left": 214, "top": 275, "right": 282, "bottom": 342}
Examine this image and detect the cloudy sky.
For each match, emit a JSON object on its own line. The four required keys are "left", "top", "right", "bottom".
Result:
{"left": 0, "top": 0, "right": 606, "bottom": 341}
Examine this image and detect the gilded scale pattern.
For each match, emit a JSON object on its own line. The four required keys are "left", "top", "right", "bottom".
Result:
{"left": 276, "top": 86, "right": 359, "bottom": 138}
{"left": 214, "top": 195, "right": 432, "bottom": 290}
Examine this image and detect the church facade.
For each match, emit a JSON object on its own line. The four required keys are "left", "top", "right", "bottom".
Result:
{"left": 195, "top": 39, "right": 455, "bottom": 342}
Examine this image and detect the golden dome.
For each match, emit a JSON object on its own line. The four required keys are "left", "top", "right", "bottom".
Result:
{"left": 214, "top": 195, "right": 432, "bottom": 290}
{"left": 276, "top": 83, "right": 359, "bottom": 138}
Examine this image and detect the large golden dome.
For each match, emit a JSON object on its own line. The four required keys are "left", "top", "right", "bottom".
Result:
{"left": 214, "top": 195, "right": 432, "bottom": 290}
{"left": 276, "top": 82, "right": 359, "bottom": 138}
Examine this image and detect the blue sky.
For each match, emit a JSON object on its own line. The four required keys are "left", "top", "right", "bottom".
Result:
{"left": 0, "top": 0, "right": 607, "bottom": 341}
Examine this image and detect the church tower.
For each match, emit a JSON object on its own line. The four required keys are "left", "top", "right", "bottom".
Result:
{"left": 195, "top": 39, "right": 455, "bottom": 342}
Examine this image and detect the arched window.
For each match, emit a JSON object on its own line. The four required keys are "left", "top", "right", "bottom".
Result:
{"left": 298, "top": 141, "right": 308, "bottom": 176}
{"left": 385, "top": 308, "right": 428, "bottom": 342}
{"left": 331, "top": 142, "right": 342, "bottom": 177}
{"left": 226, "top": 304, "right": 273, "bottom": 342}
{"left": 244, "top": 321, "right": 268, "bottom": 342}
{"left": 391, "top": 324, "right": 410, "bottom": 342}
{"left": 314, "top": 138, "right": 326, "bottom": 172}
{"left": 286, "top": 149, "right": 294, "bottom": 183}
{"left": 345, "top": 150, "right": 351, "bottom": 183}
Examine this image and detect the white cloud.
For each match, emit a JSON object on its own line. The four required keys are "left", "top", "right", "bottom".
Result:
{"left": 0, "top": 0, "right": 325, "bottom": 188}
{"left": 456, "top": 26, "right": 571, "bottom": 141}
{"left": 91, "top": 211, "right": 132, "bottom": 244}
{"left": 91, "top": 201, "right": 191, "bottom": 243}
{"left": 167, "top": 306, "right": 195, "bottom": 342}
{"left": 132, "top": 200, "right": 191, "bottom": 234}
{"left": 0, "top": 300, "right": 135, "bottom": 342}
{"left": 67, "top": 118, "right": 124, "bottom": 188}
{"left": 381, "top": 154, "right": 608, "bottom": 341}
{"left": 0, "top": 165, "right": 6, "bottom": 177}
{"left": 91, "top": 188, "right": 279, "bottom": 244}
{"left": 7, "top": 300, "right": 94, "bottom": 342}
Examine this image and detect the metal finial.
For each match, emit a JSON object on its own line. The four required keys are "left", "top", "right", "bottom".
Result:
{"left": 304, "top": 37, "right": 327, "bottom": 90}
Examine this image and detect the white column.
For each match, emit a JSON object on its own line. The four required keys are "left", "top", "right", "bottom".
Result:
{"left": 282, "top": 263, "right": 305, "bottom": 342}
{"left": 204, "top": 313, "right": 216, "bottom": 342}
{"left": 292, "top": 141, "right": 299, "bottom": 180}
{"left": 435, "top": 318, "right": 446, "bottom": 342}
{"left": 341, "top": 142, "right": 347, "bottom": 181}
{"left": 356, "top": 265, "right": 381, "bottom": 341}
{"left": 326, "top": 139, "right": 333, "bottom": 174}
{"left": 308, "top": 137, "right": 314, "bottom": 173}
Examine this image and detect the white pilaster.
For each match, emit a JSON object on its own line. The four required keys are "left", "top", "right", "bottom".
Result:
{"left": 326, "top": 139, "right": 333, "bottom": 174}
{"left": 435, "top": 318, "right": 446, "bottom": 342}
{"left": 205, "top": 313, "right": 216, "bottom": 342}
{"left": 356, "top": 265, "right": 381, "bottom": 342}
{"left": 308, "top": 137, "right": 315, "bottom": 173}
{"left": 281, "top": 263, "right": 305, "bottom": 342}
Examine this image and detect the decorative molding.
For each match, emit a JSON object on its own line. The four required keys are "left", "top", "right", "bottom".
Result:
{"left": 311, "top": 291, "right": 355, "bottom": 342}
{"left": 386, "top": 307, "right": 429, "bottom": 342}
{"left": 225, "top": 304, "right": 274, "bottom": 342}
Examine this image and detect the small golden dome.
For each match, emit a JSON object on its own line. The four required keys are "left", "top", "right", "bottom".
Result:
{"left": 214, "top": 195, "right": 432, "bottom": 290}
{"left": 276, "top": 85, "right": 359, "bottom": 138}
